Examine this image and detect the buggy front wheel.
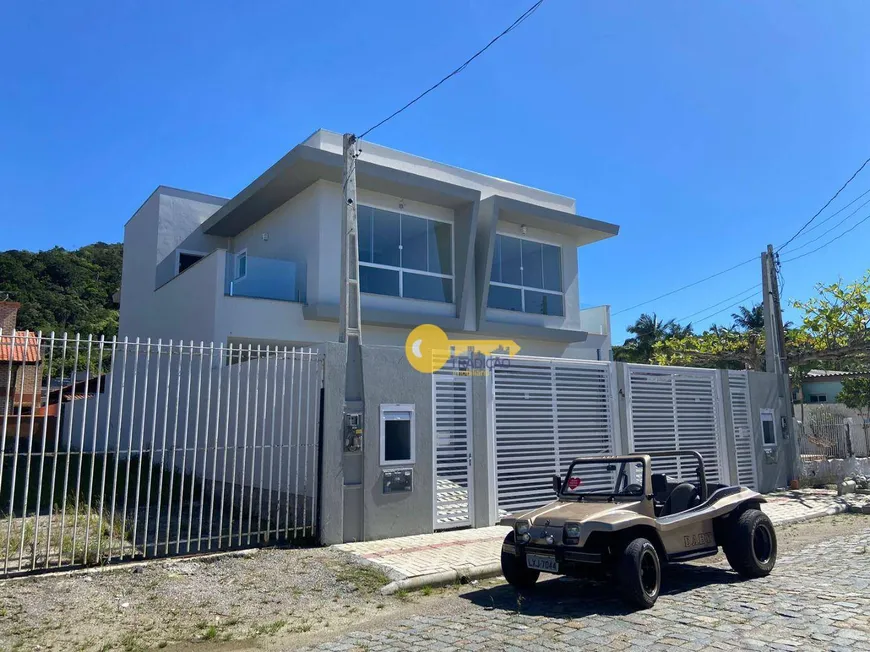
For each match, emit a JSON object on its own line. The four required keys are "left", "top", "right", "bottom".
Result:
{"left": 500, "top": 532, "right": 540, "bottom": 590}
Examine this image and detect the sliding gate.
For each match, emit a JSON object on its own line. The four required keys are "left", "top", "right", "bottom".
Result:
{"left": 489, "top": 357, "right": 620, "bottom": 516}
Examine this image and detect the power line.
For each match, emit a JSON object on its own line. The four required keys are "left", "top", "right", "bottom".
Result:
{"left": 689, "top": 288, "right": 763, "bottom": 326}
{"left": 357, "top": 0, "right": 545, "bottom": 140}
{"left": 780, "top": 210, "right": 870, "bottom": 264}
{"left": 778, "top": 186, "right": 870, "bottom": 250}
{"left": 776, "top": 155, "right": 870, "bottom": 252}
{"left": 676, "top": 283, "right": 761, "bottom": 323}
{"left": 614, "top": 163, "right": 870, "bottom": 317}
{"left": 778, "top": 194, "right": 870, "bottom": 255}
{"left": 611, "top": 256, "right": 757, "bottom": 316}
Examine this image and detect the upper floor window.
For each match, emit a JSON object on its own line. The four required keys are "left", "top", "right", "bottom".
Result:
{"left": 357, "top": 205, "right": 453, "bottom": 303}
{"left": 488, "top": 234, "right": 563, "bottom": 316}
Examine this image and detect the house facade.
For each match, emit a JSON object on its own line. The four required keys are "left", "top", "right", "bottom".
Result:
{"left": 0, "top": 302, "right": 43, "bottom": 426}
{"left": 795, "top": 369, "right": 870, "bottom": 404}
{"left": 119, "top": 130, "right": 619, "bottom": 357}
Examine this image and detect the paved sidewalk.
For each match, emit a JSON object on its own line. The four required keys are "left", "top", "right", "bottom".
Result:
{"left": 336, "top": 489, "right": 870, "bottom": 588}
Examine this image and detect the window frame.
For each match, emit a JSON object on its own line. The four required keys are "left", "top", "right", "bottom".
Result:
{"left": 358, "top": 203, "right": 455, "bottom": 304}
{"left": 234, "top": 249, "right": 248, "bottom": 281}
{"left": 379, "top": 403, "right": 416, "bottom": 466}
{"left": 488, "top": 231, "right": 564, "bottom": 315}
{"left": 175, "top": 249, "right": 207, "bottom": 275}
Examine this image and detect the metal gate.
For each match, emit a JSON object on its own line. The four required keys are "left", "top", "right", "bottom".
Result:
{"left": 489, "top": 357, "right": 619, "bottom": 516}
{"left": 728, "top": 371, "right": 758, "bottom": 489}
{"left": 432, "top": 371, "right": 473, "bottom": 530}
{"left": 624, "top": 364, "right": 727, "bottom": 483}
{"left": 0, "top": 332, "right": 322, "bottom": 578}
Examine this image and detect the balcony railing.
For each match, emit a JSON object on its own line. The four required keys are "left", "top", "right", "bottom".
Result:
{"left": 225, "top": 254, "right": 306, "bottom": 303}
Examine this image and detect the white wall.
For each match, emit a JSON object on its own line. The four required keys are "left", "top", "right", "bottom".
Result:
{"left": 119, "top": 193, "right": 160, "bottom": 341}
{"left": 304, "top": 129, "right": 577, "bottom": 212}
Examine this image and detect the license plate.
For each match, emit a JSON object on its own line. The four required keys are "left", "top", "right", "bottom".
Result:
{"left": 526, "top": 554, "right": 558, "bottom": 573}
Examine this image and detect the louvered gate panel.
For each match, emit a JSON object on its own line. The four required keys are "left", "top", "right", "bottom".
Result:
{"left": 553, "top": 362, "right": 617, "bottom": 475}
{"left": 728, "top": 371, "right": 758, "bottom": 489}
{"left": 625, "top": 365, "right": 724, "bottom": 483}
{"left": 491, "top": 358, "right": 617, "bottom": 516}
{"left": 492, "top": 359, "right": 557, "bottom": 514}
{"left": 433, "top": 372, "right": 473, "bottom": 529}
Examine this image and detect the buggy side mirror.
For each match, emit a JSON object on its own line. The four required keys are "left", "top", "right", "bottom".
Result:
{"left": 552, "top": 474, "right": 562, "bottom": 495}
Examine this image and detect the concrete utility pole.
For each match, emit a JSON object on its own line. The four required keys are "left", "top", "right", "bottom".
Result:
{"left": 340, "top": 133, "right": 365, "bottom": 541}
{"left": 762, "top": 244, "right": 796, "bottom": 481}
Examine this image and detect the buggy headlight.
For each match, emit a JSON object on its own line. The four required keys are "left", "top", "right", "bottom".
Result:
{"left": 564, "top": 523, "right": 582, "bottom": 539}
{"left": 515, "top": 521, "right": 530, "bottom": 536}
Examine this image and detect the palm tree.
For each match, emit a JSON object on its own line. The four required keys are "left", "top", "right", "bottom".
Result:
{"left": 617, "top": 313, "right": 692, "bottom": 363}
{"left": 731, "top": 304, "right": 764, "bottom": 332}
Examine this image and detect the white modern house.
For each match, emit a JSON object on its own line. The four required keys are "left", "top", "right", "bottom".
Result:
{"left": 119, "top": 129, "right": 620, "bottom": 358}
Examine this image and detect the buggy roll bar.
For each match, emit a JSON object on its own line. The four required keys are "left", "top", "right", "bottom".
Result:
{"left": 635, "top": 450, "right": 708, "bottom": 502}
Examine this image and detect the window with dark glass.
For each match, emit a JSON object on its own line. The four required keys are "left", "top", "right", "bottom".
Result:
{"left": 488, "top": 234, "right": 563, "bottom": 316}
{"left": 357, "top": 205, "right": 453, "bottom": 303}
{"left": 177, "top": 252, "right": 204, "bottom": 274}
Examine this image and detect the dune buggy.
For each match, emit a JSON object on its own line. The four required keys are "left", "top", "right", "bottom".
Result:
{"left": 499, "top": 450, "right": 776, "bottom": 608}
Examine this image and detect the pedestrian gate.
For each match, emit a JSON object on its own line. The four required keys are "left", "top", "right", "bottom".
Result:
{"left": 433, "top": 371, "right": 473, "bottom": 529}
{"left": 728, "top": 371, "right": 758, "bottom": 489}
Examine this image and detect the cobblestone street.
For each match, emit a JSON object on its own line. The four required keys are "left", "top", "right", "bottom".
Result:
{"left": 299, "top": 524, "right": 870, "bottom": 651}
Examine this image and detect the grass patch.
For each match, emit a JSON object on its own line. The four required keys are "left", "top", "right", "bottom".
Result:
{"left": 253, "top": 619, "right": 286, "bottom": 636}
{"left": 421, "top": 585, "right": 433, "bottom": 597}
{"left": 336, "top": 563, "right": 390, "bottom": 593}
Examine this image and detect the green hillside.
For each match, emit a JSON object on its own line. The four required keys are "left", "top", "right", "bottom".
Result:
{"left": 0, "top": 243, "right": 123, "bottom": 336}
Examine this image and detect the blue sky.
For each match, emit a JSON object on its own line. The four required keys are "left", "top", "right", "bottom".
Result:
{"left": 3, "top": 1, "right": 870, "bottom": 340}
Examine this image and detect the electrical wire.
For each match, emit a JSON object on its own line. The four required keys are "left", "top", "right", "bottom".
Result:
{"left": 777, "top": 155, "right": 870, "bottom": 252}
{"left": 687, "top": 288, "right": 763, "bottom": 326}
{"left": 676, "top": 283, "right": 762, "bottom": 323}
{"left": 780, "top": 210, "right": 870, "bottom": 264}
{"left": 778, "top": 186, "right": 870, "bottom": 250}
{"left": 778, "top": 193, "right": 870, "bottom": 255}
{"left": 357, "top": 0, "right": 545, "bottom": 140}
{"left": 611, "top": 256, "right": 757, "bottom": 316}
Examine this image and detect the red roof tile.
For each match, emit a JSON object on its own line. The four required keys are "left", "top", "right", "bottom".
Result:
{"left": 0, "top": 331, "right": 42, "bottom": 363}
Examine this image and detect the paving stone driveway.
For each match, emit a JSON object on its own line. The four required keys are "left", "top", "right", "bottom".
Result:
{"left": 310, "top": 526, "right": 870, "bottom": 651}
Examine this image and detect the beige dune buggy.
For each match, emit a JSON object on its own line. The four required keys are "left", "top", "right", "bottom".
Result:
{"left": 499, "top": 450, "right": 776, "bottom": 608}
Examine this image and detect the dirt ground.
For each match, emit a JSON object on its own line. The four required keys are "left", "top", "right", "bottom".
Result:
{"left": 0, "top": 513, "right": 867, "bottom": 651}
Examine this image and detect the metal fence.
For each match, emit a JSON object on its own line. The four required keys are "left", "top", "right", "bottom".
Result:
{"left": 795, "top": 405, "right": 869, "bottom": 460}
{"left": 0, "top": 330, "right": 322, "bottom": 577}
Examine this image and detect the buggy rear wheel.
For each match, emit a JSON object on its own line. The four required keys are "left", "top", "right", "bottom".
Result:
{"left": 500, "top": 532, "right": 540, "bottom": 590}
{"left": 617, "top": 537, "right": 660, "bottom": 609}
{"left": 722, "top": 508, "right": 777, "bottom": 578}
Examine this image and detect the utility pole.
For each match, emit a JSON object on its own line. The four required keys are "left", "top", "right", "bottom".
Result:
{"left": 762, "top": 244, "right": 796, "bottom": 482}
{"left": 340, "top": 133, "right": 365, "bottom": 541}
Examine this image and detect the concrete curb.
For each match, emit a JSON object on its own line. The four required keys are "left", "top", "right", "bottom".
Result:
{"left": 380, "top": 562, "right": 503, "bottom": 595}
{"left": 377, "top": 505, "right": 870, "bottom": 595}
{"left": 770, "top": 503, "right": 852, "bottom": 528}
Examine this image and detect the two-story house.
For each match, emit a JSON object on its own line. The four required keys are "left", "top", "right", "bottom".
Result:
{"left": 119, "top": 130, "right": 619, "bottom": 357}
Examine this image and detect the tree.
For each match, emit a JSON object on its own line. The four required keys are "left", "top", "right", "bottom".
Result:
{"left": 614, "top": 313, "right": 692, "bottom": 363}
{"left": 650, "top": 271, "right": 870, "bottom": 371}
{"left": 731, "top": 303, "right": 764, "bottom": 332}
{"left": 0, "top": 243, "right": 122, "bottom": 337}
{"left": 837, "top": 377, "right": 870, "bottom": 449}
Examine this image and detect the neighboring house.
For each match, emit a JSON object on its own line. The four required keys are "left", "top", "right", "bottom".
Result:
{"left": 794, "top": 369, "right": 870, "bottom": 404}
{"left": 0, "top": 301, "right": 43, "bottom": 421}
{"left": 119, "top": 129, "right": 620, "bottom": 359}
